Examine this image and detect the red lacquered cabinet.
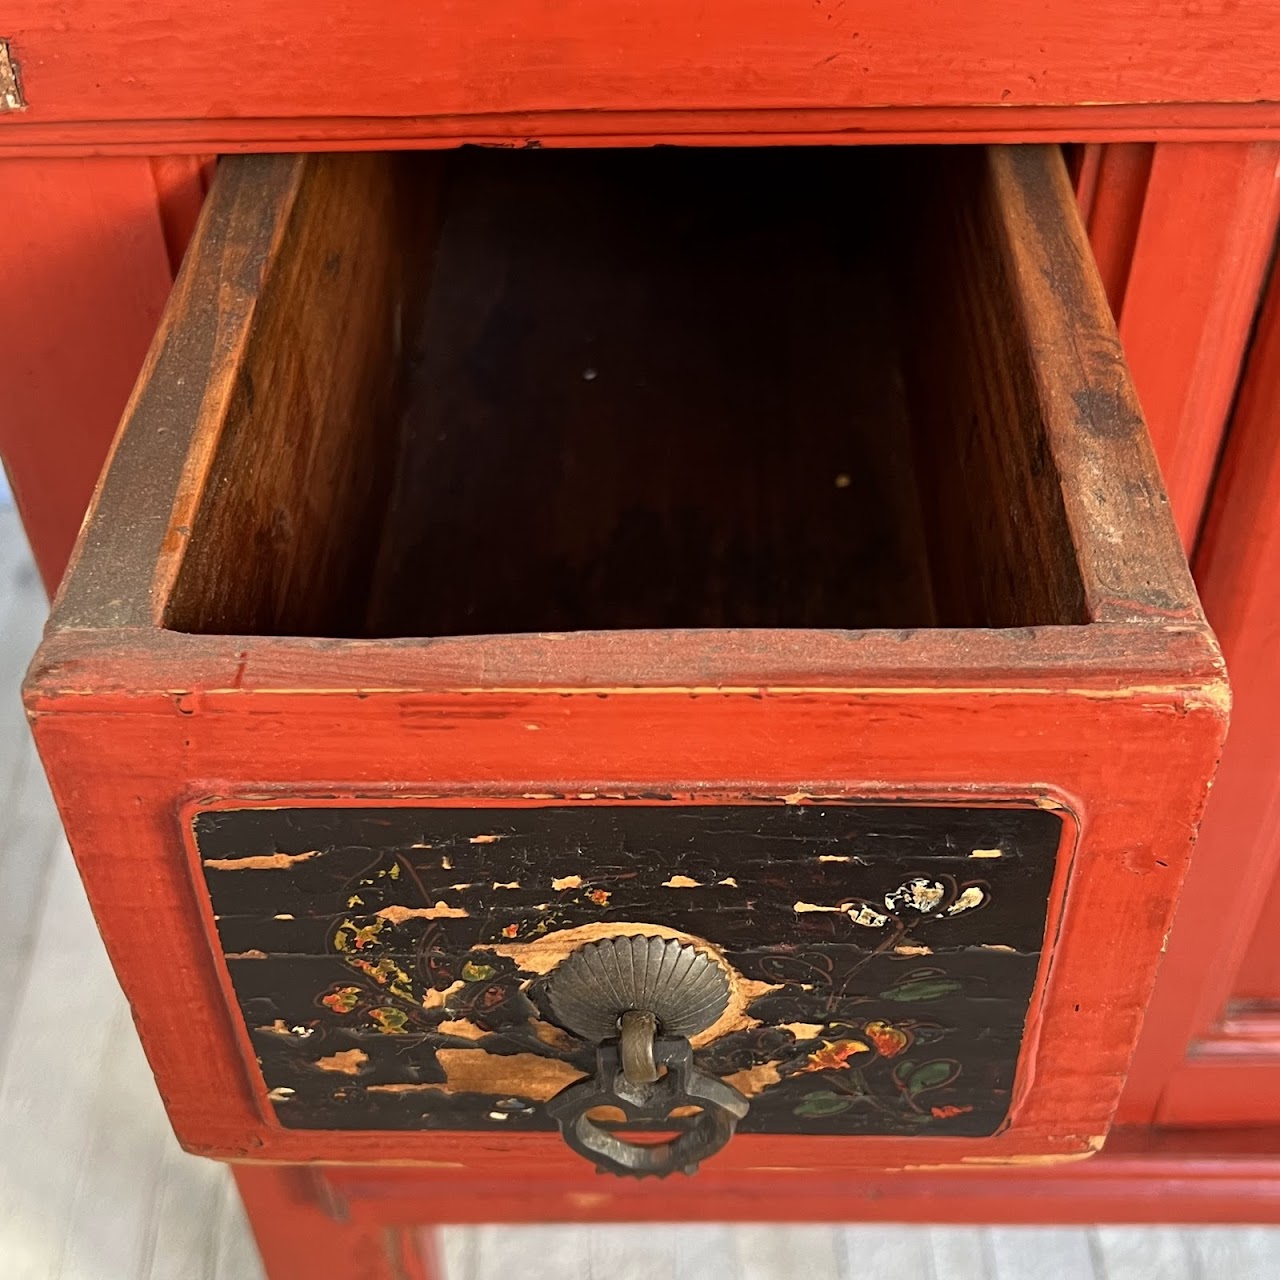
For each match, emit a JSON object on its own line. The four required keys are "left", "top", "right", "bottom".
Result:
{"left": 4, "top": 4, "right": 1280, "bottom": 1275}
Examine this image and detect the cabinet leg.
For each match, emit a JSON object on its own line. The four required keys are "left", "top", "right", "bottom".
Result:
{"left": 233, "top": 1165, "right": 440, "bottom": 1280}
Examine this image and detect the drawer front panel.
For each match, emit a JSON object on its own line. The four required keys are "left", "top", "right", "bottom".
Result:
{"left": 194, "top": 801, "right": 1065, "bottom": 1138}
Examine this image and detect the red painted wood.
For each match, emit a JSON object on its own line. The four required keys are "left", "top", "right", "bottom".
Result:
{"left": 1241, "top": 907, "right": 1280, "bottom": 1000}
{"left": 147, "top": 156, "right": 215, "bottom": 276}
{"left": 1068, "top": 144, "right": 1102, "bottom": 218}
{"left": 1078, "top": 143, "right": 1154, "bottom": 317}
{"left": 1114, "top": 143, "right": 1280, "bottom": 550}
{"left": 1192, "top": 1005, "right": 1280, "bottom": 1057}
{"left": 1232, "top": 277, "right": 1280, "bottom": 1007}
{"left": 9, "top": 105, "right": 1280, "bottom": 158}
{"left": 226, "top": 1126, "right": 1280, "bottom": 1260}
{"left": 1119, "top": 252, "right": 1280, "bottom": 1127}
{"left": 1159, "top": 1064, "right": 1280, "bottom": 1130}
{"left": 318, "top": 1127, "right": 1280, "bottom": 1225}
{"left": 7, "top": 2, "right": 1280, "bottom": 153}
{"left": 26, "top": 659, "right": 1224, "bottom": 1166}
{"left": 0, "top": 158, "right": 173, "bottom": 592}
{"left": 233, "top": 1166, "right": 438, "bottom": 1280}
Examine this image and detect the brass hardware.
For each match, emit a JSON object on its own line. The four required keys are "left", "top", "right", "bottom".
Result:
{"left": 619, "top": 1010, "right": 660, "bottom": 1086}
{"left": 543, "top": 934, "right": 749, "bottom": 1178}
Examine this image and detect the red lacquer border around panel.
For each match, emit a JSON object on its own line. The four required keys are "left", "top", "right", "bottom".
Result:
{"left": 177, "top": 790, "right": 1079, "bottom": 1158}
{"left": 27, "top": 670, "right": 1224, "bottom": 1172}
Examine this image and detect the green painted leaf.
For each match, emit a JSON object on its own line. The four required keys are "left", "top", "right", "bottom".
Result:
{"left": 794, "top": 1091, "right": 855, "bottom": 1118}
{"left": 460, "top": 961, "right": 497, "bottom": 982}
{"left": 879, "top": 978, "right": 962, "bottom": 1002}
{"left": 906, "top": 1059, "right": 960, "bottom": 1095}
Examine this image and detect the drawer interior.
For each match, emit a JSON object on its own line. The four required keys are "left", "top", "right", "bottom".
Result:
{"left": 162, "top": 146, "right": 1089, "bottom": 640}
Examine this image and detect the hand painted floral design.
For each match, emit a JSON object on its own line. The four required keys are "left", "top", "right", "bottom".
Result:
{"left": 369, "top": 1007, "right": 409, "bottom": 1034}
{"left": 320, "top": 986, "right": 362, "bottom": 1014}
{"left": 863, "top": 1019, "right": 911, "bottom": 1057}
{"left": 892, "top": 1057, "right": 960, "bottom": 1104}
{"left": 334, "top": 917, "right": 387, "bottom": 952}
{"left": 313, "top": 856, "right": 1003, "bottom": 1132}
{"left": 796, "top": 1038, "right": 872, "bottom": 1073}
{"left": 878, "top": 968, "right": 962, "bottom": 1003}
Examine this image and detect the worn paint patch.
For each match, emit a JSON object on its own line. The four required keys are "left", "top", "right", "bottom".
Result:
{"left": 530, "top": 1019, "right": 577, "bottom": 1051}
{"left": 551, "top": 875, "right": 582, "bottom": 890}
{"left": 960, "top": 1148, "right": 1099, "bottom": 1167}
{"left": 726, "top": 1061, "right": 785, "bottom": 1096}
{"left": 0, "top": 42, "right": 25, "bottom": 112}
{"left": 971, "top": 848, "right": 1004, "bottom": 859}
{"left": 377, "top": 902, "right": 468, "bottom": 922}
{"left": 257, "top": 1019, "right": 310, "bottom": 1038}
{"left": 436, "top": 1049, "right": 586, "bottom": 1101}
{"left": 315, "top": 1048, "right": 368, "bottom": 1075}
{"left": 421, "top": 980, "right": 466, "bottom": 1010}
{"left": 946, "top": 886, "right": 988, "bottom": 916}
{"left": 662, "top": 874, "right": 702, "bottom": 888}
{"left": 778, "top": 1022, "right": 825, "bottom": 1040}
{"left": 204, "top": 850, "right": 318, "bottom": 870}
{"left": 438, "top": 1018, "right": 488, "bottom": 1041}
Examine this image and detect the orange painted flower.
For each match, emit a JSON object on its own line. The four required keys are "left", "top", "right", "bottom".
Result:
{"left": 587, "top": 888, "right": 611, "bottom": 906}
{"left": 863, "top": 1020, "right": 910, "bottom": 1058}
{"left": 797, "top": 1039, "right": 871, "bottom": 1073}
{"left": 930, "top": 1104, "right": 973, "bottom": 1119}
{"left": 321, "top": 986, "right": 362, "bottom": 1014}
{"left": 369, "top": 1007, "right": 408, "bottom": 1034}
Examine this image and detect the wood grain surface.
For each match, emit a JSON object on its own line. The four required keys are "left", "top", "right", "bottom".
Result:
{"left": 6, "top": 2, "right": 1280, "bottom": 152}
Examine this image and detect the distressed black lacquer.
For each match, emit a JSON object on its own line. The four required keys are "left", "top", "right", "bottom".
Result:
{"left": 195, "top": 803, "right": 1062, "bottom": 1137}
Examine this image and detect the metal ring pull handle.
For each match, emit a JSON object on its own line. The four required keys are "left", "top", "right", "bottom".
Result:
{"left": 619, "top": 1010, "right": 660, "bottom": 1085}
{"left": 544, "top": 935, "right": 750, "bottom": 1178}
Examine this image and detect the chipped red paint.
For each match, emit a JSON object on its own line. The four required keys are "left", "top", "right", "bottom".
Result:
{"left": 5, "top": 38, "right": 1280, "bottom": 1266}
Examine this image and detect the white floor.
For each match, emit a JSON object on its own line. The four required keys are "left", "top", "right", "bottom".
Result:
{"left": 0, "top": 500, "right": 1278, "bottom": 1280}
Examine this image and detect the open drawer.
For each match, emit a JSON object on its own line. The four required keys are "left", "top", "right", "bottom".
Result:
{"left": 26, "top": 145, "right": 1226, "bottom": 1179}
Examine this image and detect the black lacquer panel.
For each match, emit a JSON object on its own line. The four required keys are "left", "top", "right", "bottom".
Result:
{"left": 194, "top": 803, "right": 1063, "bottom": 1137}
